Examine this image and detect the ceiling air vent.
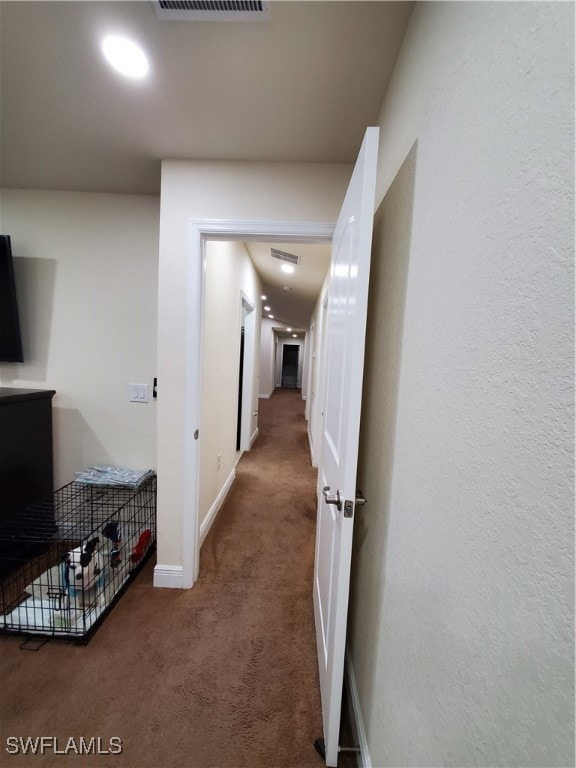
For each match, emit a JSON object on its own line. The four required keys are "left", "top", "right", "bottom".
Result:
{"left": 152, "top": 1, "right": 271, "bottom": 22}
{"left": 270, "top": 248, "right": 299, "bottom": 266}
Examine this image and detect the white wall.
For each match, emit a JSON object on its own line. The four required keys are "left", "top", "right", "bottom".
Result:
{"left": 200, "top": 240, "right": 261, "bottom": 528}
{"left": 156, "top": 160, "right": 351, "bottom": 568}
{"left": 0, "top": 189, "right": 159, "bottom": 488}
{"left": 348, "top": 3, "right": 574, "bottom": 767}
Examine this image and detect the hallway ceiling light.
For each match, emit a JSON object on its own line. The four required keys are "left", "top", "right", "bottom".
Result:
{"left": 292, "top": 334, "right": 297, "bottom": 338}
{"left": 261, "top": 294, "right": 267, "bottom": 300}
{"left": 281, "top": 264, "right": 294, "bottom": 274}
{"left": 268, "top": 314, "right": 274, "bottom": 319}
{"left": 264, "top": 305, "right": 271, "bottom": 311}
{"left": 101, "top": 35, "right": 150, "bottom": 79}
{"left": 286, "top": 328, "right": 292, "bottom": 332}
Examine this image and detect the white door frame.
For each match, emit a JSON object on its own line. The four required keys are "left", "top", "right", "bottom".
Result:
{"left": 182, "top": 219, "right": 335, "bottom": 587}
{"left": 239, "top": 291, "right": 256, "bottom": 452}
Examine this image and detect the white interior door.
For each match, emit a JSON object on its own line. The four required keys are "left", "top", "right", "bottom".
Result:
{"left": 313, "top": 126, "right": 379, "bottom": 767}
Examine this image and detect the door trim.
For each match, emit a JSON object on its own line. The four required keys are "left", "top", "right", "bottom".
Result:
{"left": 277, "top": 338, "right": 303, "bottom": 389}
{"left": 177, "top": 219, "right": 335, "bottom": 589}
{"left": 239, "top": 292, "right": 256, "bottom": 452}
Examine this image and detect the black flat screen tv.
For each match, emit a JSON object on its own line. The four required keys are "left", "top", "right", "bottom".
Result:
{"left": 0, "top": 234, "right": 24, "bottom": 362}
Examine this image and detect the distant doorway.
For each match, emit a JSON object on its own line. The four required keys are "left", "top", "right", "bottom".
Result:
{"left": 281, "top": 344, "right": 299, "bottom": 388}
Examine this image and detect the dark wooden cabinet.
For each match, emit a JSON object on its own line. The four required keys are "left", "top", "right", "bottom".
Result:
{"left": 0, "top": 388, "right": 56, "bottom": 574}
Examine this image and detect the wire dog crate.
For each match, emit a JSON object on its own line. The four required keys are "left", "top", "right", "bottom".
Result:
{"left": 0, "top": 475, "right": 156, "bottom": 642}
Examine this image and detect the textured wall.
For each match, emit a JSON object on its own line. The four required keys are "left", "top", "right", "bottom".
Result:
{"left": 349, "top": 3, "right": 574, "bottom": 766}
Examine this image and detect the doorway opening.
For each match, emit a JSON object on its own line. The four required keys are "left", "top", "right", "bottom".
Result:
{"left": 281, "top": 344, "right": 299, "bottom": 388}
{"left": 175, "top": 219, "right": 334, "bottom": 590}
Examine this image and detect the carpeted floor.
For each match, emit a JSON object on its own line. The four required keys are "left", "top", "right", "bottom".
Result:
{"left": 0, "top": 389, "right": 354, "bottom": 768}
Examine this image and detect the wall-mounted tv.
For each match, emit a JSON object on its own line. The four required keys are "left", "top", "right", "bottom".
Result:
{"left": 0, "top": 234, "right": 24, "bottom": 362}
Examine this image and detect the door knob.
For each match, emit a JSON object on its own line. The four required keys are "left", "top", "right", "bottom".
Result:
{"left": 322, "top": 486, "right": 342, "bottom": 512}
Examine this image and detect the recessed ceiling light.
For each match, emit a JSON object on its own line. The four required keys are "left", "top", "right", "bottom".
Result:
{"left": 261, "top": 294, "right": 267, "bottom": 300}
{"left": 268, "top": 314, "right": 274, "bottom": 319}
{"left": 286, "top": 328, "right": 292, "bottom": 332}
{"left": 292, "top": 334, "right": 297, "bottom": 338}
{"left": 102, "top": 35, "right": 149, "bottom": 79}
{"left": 281, "top": 264, "right": 294, "bottom": 274}
{"left": 264, "top": 305, "right": 271, "bottom": 311}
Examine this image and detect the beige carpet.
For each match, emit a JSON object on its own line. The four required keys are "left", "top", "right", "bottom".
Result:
{"left": 0, "top": 389, "right": 353, "bottom": 768}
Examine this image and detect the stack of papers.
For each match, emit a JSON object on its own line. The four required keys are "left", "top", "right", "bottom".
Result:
{"left": 75, "top": 466, "right": 155, "bottom": 488}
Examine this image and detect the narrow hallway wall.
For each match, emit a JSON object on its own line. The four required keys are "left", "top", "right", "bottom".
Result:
{"left": 200, "top": 240, "right": 261, "bottom": 530}
{"left": 349, "top": 3, "right": 574, "bottom": 766}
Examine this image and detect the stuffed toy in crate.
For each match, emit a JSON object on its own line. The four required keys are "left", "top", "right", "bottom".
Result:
{"left": 64, "top": 537, "right": 105, "bottom": 607}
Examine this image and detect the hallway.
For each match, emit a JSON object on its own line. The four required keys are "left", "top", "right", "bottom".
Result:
{"left": 0, "top": 388, "right": 338, "bottom": 768}
{"left": 193, "top": 386, "right": 324, "bottom": 765}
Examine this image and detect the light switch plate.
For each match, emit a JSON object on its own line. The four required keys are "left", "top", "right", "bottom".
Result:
{"left": 130, "top": 383, "right": 149, "bottom": 403}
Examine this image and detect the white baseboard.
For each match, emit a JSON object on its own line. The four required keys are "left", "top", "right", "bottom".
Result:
{"left": 250, "top": 427, "right": 259, "bottom": 447}
{"left": 155, "top": 469, "right": 235, "bottom": 587}
{"left": 153, "top": 564, "right": 185, "bottom": 589}
{"left": 258, "top": 393, "right": 271, "bottom": 399}
{"left": 199, "top": 468, "right": 235, "bottom": 546}
{"left": 345, "top": 649, "right": 372, "bottom": 768}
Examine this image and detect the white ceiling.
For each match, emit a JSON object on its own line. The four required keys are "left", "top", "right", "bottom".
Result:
{"left": 0, "top": 0, "right": 413, "bottom": 195}
{"left": 0, "top": 0, "right": 413, "bottom": 330}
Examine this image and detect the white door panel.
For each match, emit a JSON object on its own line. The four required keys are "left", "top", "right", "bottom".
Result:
{"left": 313, "top": 127, "right": 379, "bottom": 767}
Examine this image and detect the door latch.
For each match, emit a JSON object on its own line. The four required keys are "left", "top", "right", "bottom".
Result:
{"left": 343, "top": 491, "right": 367, "bottom": 518}
{"left": 355, "top": 490, "right": 367, "bottom": 506}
